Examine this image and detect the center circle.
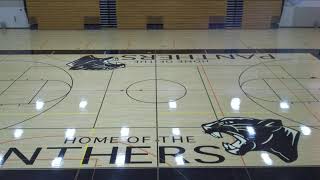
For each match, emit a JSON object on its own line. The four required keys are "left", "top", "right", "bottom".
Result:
{"left": 126, "top": 79, "right": 187, "bottom": 103}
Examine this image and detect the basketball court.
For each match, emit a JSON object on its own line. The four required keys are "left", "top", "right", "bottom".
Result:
{"left": 2, "top": 0, "right": 320, "bottom": 179}
{"left": 0, "top": 42, "right": 319, "bottom": 179}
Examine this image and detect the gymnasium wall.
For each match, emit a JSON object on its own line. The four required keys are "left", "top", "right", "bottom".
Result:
{"left": 117, "top": 0, "right": 282, "bottom": 29}
{"left": 117, "top": 0, "right": 226, "bottom": 29}
{"left": 242, "top": 0, "right": 283, "bottom": 29}
{"left": 26, "top": 0, "right": 100, "bottom": 30}
{"left": 25, "top": 0, "right": 282, "bottom": 30}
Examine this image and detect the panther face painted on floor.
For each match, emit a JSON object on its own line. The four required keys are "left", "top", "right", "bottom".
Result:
{"left": 202, "top": 117, "right": 301, "bottom": 163}
{"left": 67, "top": 55, "right": 126, "bottom": 70}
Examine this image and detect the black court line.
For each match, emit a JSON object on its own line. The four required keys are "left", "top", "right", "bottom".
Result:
{"left": 197, "top": 66, "right": 219, "bottom": 120}
{"left": 240, "top": 77, "right": 320, "bottom": 103}
{"left": 125, "top": 79, "right": 187, "bottom": 104}
{"left": 11, "top": 166, "right": 313, "bottom": 180}
{"left": 262, "top": 78, "right": 283, "bottom": 101}
{"left": 92, "top": 70, "right": 114, "bottom": 128}
{"left": 0, "top": 60, "right": 73, "bottom": 130}
{"left": 126, "top": 89, "right": 189, "bottom": 92}
{"left": 6, "top": 124, "right": 320, "bottom": 130}
{"left": 28, "top": 80, "right": 48, "bottom": 104}
{"left": 238, "top": 56, "right": 320, "bottom": 130}
{"left": 0, "top": 66, "right": 32, "bottom": 96}
{"left": 0, "top": 80, "right": 71, "bottom": 106}
{"left": 264, "top": 64, "right": 306, "bottom": 104}
{"left": 28, "top": 65, "right": 304, "bottom": 69}
{"left": 1, "top": 167, "right": 320, "bottom": 180}
{"left": 280, "top": 66, "right": 320, "bottom": 102}
{"left": 0, "top": 60, "right": 74, "bottom": 130}
{"left": 0, "top": 49, "right": 319, "bottom": 58}
{"left": 154, "top": 54, "right": 160, "bottom": 180}
{"left": 0, "top": 79, "right": 58, "bottom": 81}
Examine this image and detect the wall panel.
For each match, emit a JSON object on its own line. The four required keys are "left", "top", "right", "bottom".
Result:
{"left": 242, "top": 0, "right": 282, "bottom": 29}
{"left": 117, "top": 0, "right": 227, "bottom": 29}
{"left": 26, "top": 0, "right": 100, "bottom": 30}
{"left": 25, "top": 0, "right": 283, "bottom": 29}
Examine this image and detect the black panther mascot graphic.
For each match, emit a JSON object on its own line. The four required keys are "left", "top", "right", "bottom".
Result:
{"left": 202, "top": 117, "right": 300, "bottom": 163}
{"left": 67, "top": 55, "right": 126, "bottom": 70}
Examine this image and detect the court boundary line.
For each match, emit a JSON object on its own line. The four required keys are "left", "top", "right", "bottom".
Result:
{"left": 240, "top": 77, "right": 320, "bottom": 103}
{"left": 154, "top": 54, "right": 160, "bottom": 180}
{"left": 92, "top": 70, "right": 114, "bottom": 128}
{"left": 279, "top": 66, "right": 320, "bottom": 102}
{"left": 262, "top": 61, "right": 320, "bottom": 123}
{"left": 262, "top": 78, "right": 283, "bottom": 101}
{"left": 0, "top": 60, "right": 74, "bottom": 130}
{"left": 238, "top": 56, "right": 320, "bottom": 131}
{"left": 28, "top": 80, "right": 48, "bottom": 104}
{"left": 197, "top": 66, "right": 219, "bottom": 120}
{"left": 0, "top": 66, "right": 32, "bottom": 96}
{"left": 5, "top": 125, "right": 320, "bottom": 129}
{"left": 0, "top": 49, "right": 319, "bottom": 59}
{"left": 0, "top": 165, "right": 319, "bottom": 170}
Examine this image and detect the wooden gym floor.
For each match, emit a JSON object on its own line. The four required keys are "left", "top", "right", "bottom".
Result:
{"left": 0, "top": 29, "right": 320, "bottom": 180}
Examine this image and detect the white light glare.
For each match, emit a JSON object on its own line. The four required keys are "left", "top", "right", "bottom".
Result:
{"left": 79, "top": 100, "right": 88, "bottom": 109}
{"left": 169, "top": 101, "right": 177, "bottom": 109}
{"left": 0, "top": 154, "right": 4, "bottom": 166}
{"left": 261, "top": 153, "right": 273, "bottom": 165}
{"left": 120, "top": 127, "right": 130, "bottom": 137}
{"left": 51, "top": 157, "right": 63, "bottom": 168}
{"left": 246, "top": 126, "right": 256, "bottom": 136}
{"left": 65, "top": 129, "right": 76, "bottom": 140}
{"left": 300, "top": 126, "right": 311, "bottom": 136}
{"left": 14, "top": 129, "right": 24, "bottom": 139}
{"left": 36, "top": 100, "right": 44, "bottom": 110}
{"left": 116, "top": 154, "right": 125, "bottom": 166}
{"left": 175, "top": 155, "right": 185, "bottom": 165}
{"left": 280, "top": 101, "right": 290, "bottom": 109}
{"left": 231, "top": 98, "right": 241, "bottom": 111}
{"left": 172, "top": 128, "right": 181, "bottom": 136}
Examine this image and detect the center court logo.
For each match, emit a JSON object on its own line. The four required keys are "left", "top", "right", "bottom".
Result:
{"left": 202, "top": 117, "right": 300, "bottom": 163}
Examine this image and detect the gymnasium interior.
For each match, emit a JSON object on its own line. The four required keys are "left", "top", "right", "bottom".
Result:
{"left": 0, "top": 0, "right": 320, "bottom": 179}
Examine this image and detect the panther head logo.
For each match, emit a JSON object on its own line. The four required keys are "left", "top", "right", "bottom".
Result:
{"left": 202, "top": 117, "right": 300, "bottom": 163}
{"left": 67, "top": 55, "right": 126, "bottom": 70}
